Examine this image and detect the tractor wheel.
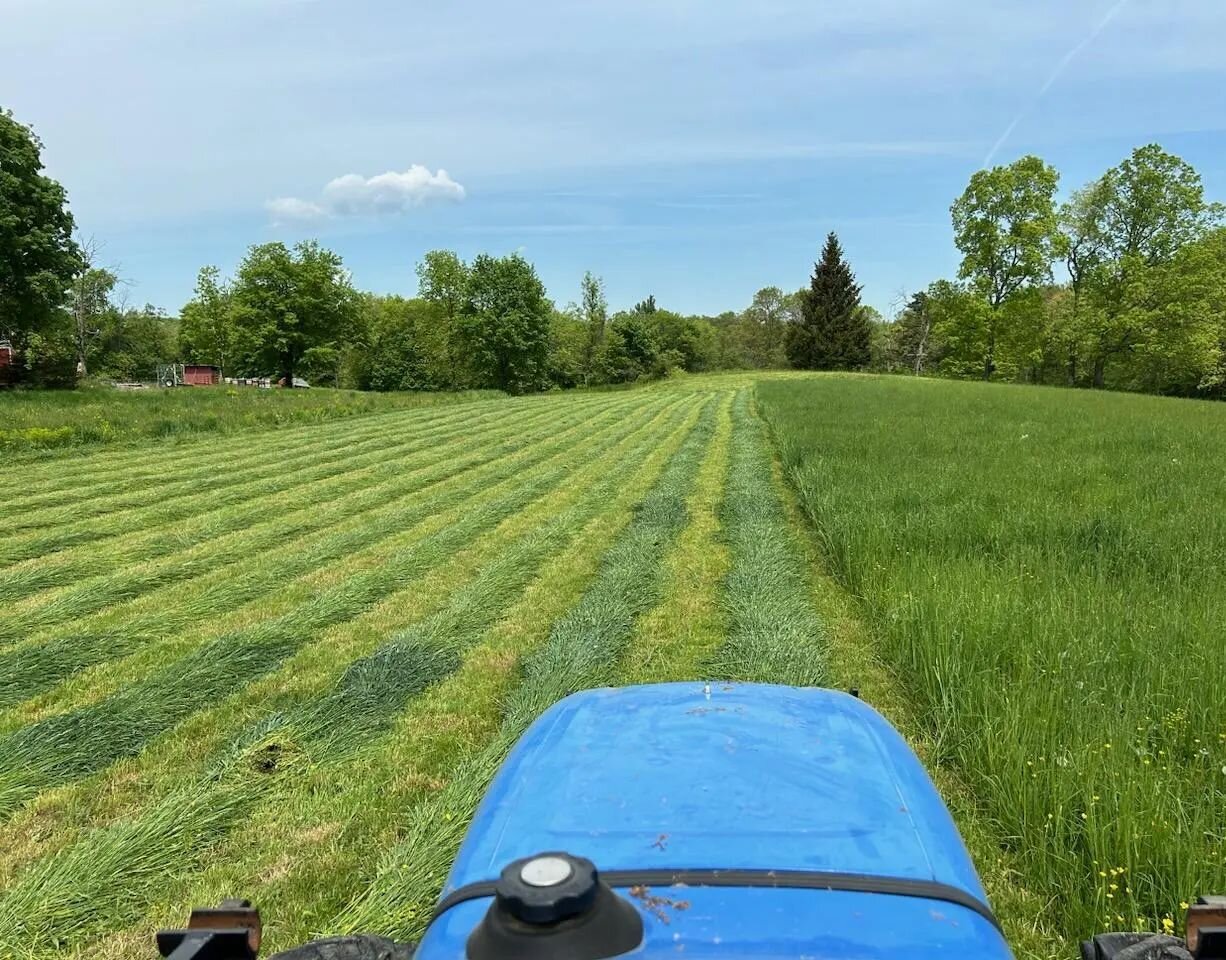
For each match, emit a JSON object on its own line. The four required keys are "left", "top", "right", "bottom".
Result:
{"left": 1080, "top": 933, "right": 1192, "bottom": 960}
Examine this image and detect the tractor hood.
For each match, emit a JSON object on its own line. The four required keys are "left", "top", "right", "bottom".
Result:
{"left": 417, "top": 682, "right": 1013, "bottom": 959}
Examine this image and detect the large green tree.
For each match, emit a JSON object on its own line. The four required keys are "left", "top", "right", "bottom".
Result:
{"left": 229, "top": 241, "right": 359, "bottom": 387}
{"left": 457, "top": 252, "right": 552, "bottom": 394}
{"left": 0, "top": 108, "right": 84, "bottom": 377}
{"left": 350, "top": 294, "right": 446, "bottom": 391}
{"left": 952, "top": 155, "right": 1060, "bottom": 379}
{"left": 737, "top": 286, "right": 794, "bottom": 368}
{"left": 1060, "top": 145, "right": 1222, "bottom": 386}
{"left": 416, "top": 250, "right": 468, "bottom": 325}
{"left": 597, "top": 311, "right": 660, "bottom": 383}
{"left": 179, "top": 265, "right": 236, "bottom": 372}
{"left": 786, "top": 232, "right": 867, "bottom": 370}
{"left": 416, "top": 249, "right": 471, "bottom": 385}
{"left": 1120, "top": 227, "right": 1226, "bottom": 396}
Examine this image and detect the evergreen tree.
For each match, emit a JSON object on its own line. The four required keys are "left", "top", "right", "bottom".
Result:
{"left": 786, "top": 232, "right": 867, "bottom": 369}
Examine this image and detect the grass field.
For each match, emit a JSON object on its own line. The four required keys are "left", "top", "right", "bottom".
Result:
{"left": 758, "top": 376, "right": 1226, "bottom": 943}
{"left": 0, "top": 372, "right": 1221, "bottom": 958}
{"left": 0, "top": 385, "right": 500, "bottom": 456}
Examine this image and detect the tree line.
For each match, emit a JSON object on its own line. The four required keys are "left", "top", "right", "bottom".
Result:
{"left": 878, "top": 145, "right": 1226, "bottom": 397}
{"left": 4, "top": 101, "right": 1222, "bottom": 398}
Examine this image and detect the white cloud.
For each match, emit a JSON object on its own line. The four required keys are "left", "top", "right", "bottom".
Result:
{"left": 266, "top": 196, "right": 327, "bottom": 223}
{"left": 267, "top": 165, "right": 465, "bottom": 224}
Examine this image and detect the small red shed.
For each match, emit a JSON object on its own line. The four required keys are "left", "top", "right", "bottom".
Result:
{"left": 0, "top": 339, "right": 13, "bottom": 368}
{"left": 183, "top": 364, "right": 221, "bottom": 386}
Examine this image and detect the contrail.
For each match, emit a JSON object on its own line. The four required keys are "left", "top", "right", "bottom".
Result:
{"left": 982, "top": 0, "right": 1131, "bottom": 168}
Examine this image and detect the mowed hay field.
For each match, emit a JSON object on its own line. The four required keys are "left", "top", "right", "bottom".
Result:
{"left": 0, "top": 376, "right": 827, "bottom": 958}
{"left": 0, "top": 373, "right": 1223, "bottom": 959}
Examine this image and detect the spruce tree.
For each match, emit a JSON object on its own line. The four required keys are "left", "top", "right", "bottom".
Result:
{"left": 786, "top": 232, "right": 868, "bottom": 369}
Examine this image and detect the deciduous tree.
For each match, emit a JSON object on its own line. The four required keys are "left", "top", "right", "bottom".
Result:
{"left": 229, "top": 241, "right": 359, "bottom": 387}
{"left": 66, "top": 252, "right": 118, "bottom": 379}
{"left": 580, "top": 271, "right": 608, "bottom": 385}
{"left": 179, "top": 266, "right": 235, "bottom": 372}
{"left": 952, "top": 155, "right": 1060, "bottom": 379}
{"left": 457, "top": 252, "right": 552, "bottom": 394}
{"left": 0, "top": 109, "right": 84, "bottom": 377}
{"left": 738, "top": 286, "right": 793, "bottom": 368}
{"left": 1064, "top": 145, "right": 1222, "bottom": 386}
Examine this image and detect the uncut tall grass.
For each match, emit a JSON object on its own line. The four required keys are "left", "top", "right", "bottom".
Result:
{"left": 758, "top": 375, "right": 1226, "bottom": 940}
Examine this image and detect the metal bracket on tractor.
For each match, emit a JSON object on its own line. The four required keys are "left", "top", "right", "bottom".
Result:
{"left": 156, "top": 900, "right": 261, "bottom": 960}
{"left": 1188, "top": 897, "right": 1226, "bottom": 959}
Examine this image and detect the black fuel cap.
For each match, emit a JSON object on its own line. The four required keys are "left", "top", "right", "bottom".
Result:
{"left": 495, "top": 853, "right": 598, "bottom": 924}
{"left": 468, "top": 851, "right": 643, "bottom": 960}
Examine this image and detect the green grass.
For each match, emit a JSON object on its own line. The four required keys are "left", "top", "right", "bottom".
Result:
{"left": 0, "top": 399, "right": 569, "bottom": 613}
{"left": 0, "top": 396, "right": 707, "bottom": 958}
{"left": 332, "top": 396, "right": 720, "bottom": 940}
{"left": 705, "top": 389, "right": 826, "bottom": 685}
{"left": 0, "top": 385, "right": 500, "bottom": 456}
{"left": 0, "top": 397, "right": 627, "bottom": 680}
{"left": 0, "top": 397, "right": 663, "bottom": 814}
{"left": 2, "top": 370, "right": 1215, "bottom": 959}
{"left": 757, "top": 375, "right": 1226, "bottom": 946}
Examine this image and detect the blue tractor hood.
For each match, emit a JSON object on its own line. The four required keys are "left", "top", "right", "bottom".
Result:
{"left": 418, "top": 682, "right": 1013, "bottom": 959}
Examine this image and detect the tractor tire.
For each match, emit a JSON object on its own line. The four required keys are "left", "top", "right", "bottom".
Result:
{"left": 1080, "top": 933, "right": 1192, "bottom": 960}
{"left": 265, "top": 935, "right": 416, "bottom": 960}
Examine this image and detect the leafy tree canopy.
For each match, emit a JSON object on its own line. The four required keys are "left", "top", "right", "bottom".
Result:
{"left": 0, "top": 108, "right": 84, "bottom": 374}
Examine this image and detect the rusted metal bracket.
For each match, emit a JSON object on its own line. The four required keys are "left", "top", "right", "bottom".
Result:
{"left": 1187, "top": 896, "right": 1226, "bottom": 960}
{"left": 156, "top": 899, "right": 262, "bottom": 960}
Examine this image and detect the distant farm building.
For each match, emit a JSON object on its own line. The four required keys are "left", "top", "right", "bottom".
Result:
{"left": 0, "top": 339, "right": 13, "bottom": 368}
{"left": 183, "top": 364, "right": 221, "bottom": 386}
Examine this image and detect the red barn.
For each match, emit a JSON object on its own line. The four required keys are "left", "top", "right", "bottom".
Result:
{"left": 183, "top": 364, "right": 221, "bottom": 386}
{"left": 0, "top": 339, "right": 12, "bottom": 369}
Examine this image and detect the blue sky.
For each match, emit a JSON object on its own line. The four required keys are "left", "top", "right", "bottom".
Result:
{"left": 3, "top": 0, "right": 1225, "bottom": 318}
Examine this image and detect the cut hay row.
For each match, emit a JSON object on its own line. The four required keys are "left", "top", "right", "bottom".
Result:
{"left": 0, "top": 394, "right": 691, "bottom": 912}
{"left": 0, "top": 392, "right": 512, "bottom": 507}
{"left": 0, "top": 777, "right": 261, "bottom": 953}
{"left": 0, "top": 395, "right": 518, "bottom": 531}
{"left": 0, "top": 393, "right": 641, "bottom": 634}
{"left": 0, "top": 395, "right": 609, "bottom": 568}
{"left": 704, "top": 388, "right": 826, "bottom": 685}
{"left": 331, "top": 395, "right": 720, "bottom": 941}
{"left": 0, "top": 396, "right": 609, "bottom": 663}
{"left": 0, "top": 462, "right": 564, "bottom": 816}
{"left": 619, "top": 390, "right": 734, "bottom": 684}
{"left": 0, "top": 396, "right": 690, "bottom": 816}
{"left": 0, "top": 396, "right": 706, "bottom": 955}
{"left": 0, "top": 394, "right": 674, "bottom": 740}
{"left": 0, "top": 397, "right": 565, "bottom": 609}
{"left": 0, "top": 392, "right": 692, "bottom": 872}
{"left": 237, "top": 398, "right": 701, "bottom": 762}
{"left": 135, "top": 399, "right": 712, "bottom": 954}
{"left": 3, "top": 389, "right": 619, "bottom": 521}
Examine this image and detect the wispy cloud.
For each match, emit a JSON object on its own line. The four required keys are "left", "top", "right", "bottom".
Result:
{"left": 983, "top": 0, "right": 1132, "bottom": 168}
{"left": 267, "top": 165, "right": 465, "bottom": 224}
